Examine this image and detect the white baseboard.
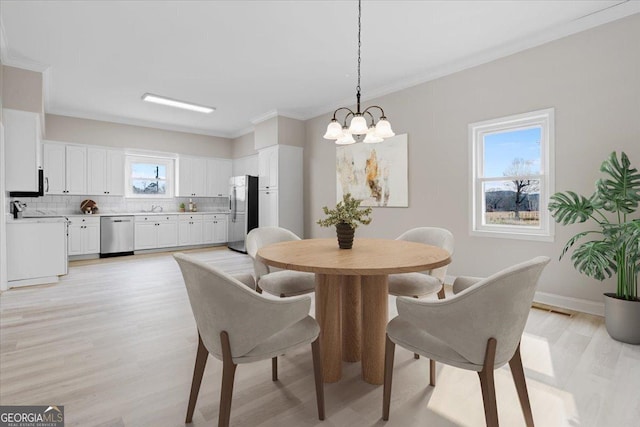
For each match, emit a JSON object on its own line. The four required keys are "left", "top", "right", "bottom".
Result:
{"left": 445, "top": 275, "right": 604, "bottom": 317}
{"left": 534, "top": 291, "right": 604, "bottom": 317}
{"left": 8, "top": 276, "right": 60, "bottom": 289}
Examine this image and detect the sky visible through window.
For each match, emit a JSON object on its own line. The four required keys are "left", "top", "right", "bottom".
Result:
{"left": 483, "top": 127, "right": 541, "bottom": 177}
{"left": 131, "top": 163, "right": 166, "bottom": 180}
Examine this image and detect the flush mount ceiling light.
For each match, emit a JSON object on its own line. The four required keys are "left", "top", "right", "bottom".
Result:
{"left": 324, "top": 0, "right": 394, "bottom": 145}
{"left": 141, "top": 93, "right": 216, "bottom": 114}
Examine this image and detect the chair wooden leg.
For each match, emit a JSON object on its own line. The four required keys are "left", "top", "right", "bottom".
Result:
{"left": 311, "top": 337, "right": 325, "bottom": 420}
{"left": 478, "top": 337, "right": 498, "bottom": 427}
{"left": 185, "top": 333, "right": 208, "bottom": 423}
{"left": 382, "top": 334, "right": 396, "bottom": 421}
{"left": 272, "top": 357, "right": 278, "bottom": 381}
{"left": 219, "top": 331, "right": 237, "bottom": 427}
{"left": 412, "top": 296, "right": 421, "bottom": 360}
{"left": 509, "top": 343, "right": 534, "bottom": 427}
{"left": 429, "top": 359, "right": 436, "bottom": 386}
{"left": 437, "top": 284, "right": 446, "bottom": 300}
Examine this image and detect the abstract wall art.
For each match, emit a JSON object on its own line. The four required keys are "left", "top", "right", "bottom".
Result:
{"left": 336, "top": 133, "right": 408, "bottom": 207}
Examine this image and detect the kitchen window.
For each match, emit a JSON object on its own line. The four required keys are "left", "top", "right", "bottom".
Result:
{"left": 125, "top": 155, "right": 175, "bottom": 198}
{"left": 469, "top": 108, "right": 555, "bottom": 241}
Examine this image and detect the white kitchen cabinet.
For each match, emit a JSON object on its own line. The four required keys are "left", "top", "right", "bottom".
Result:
{"left": 178, "top": 215, "right": 204, "bottom": 246}
{"left": 68, "top": 216, "right": 100, "bottom": 256}
{"left": 6, "top": 219, "right": 67, "bottom": 287}
{"left": 135, "top": 215, "right": 178, "bottom": 250}
{"left": 259, "top": 190, "right": 279, "bottom": 228}
{"left": 157, "top": 218, "right": 179, "bottom": 248}
{"left": 87, "top": 148, "right": 125, "bottom": 196}
{"left": 178, "top": 156, "right": 206, "bottom": 197}
{"left": 206, "top": 158, "right": 232, "bottom": 197}
{"left": 232, "top": 154, "right": 258, "bottom": 177}
{"left": 258, "top": 145, "right": 279, "bottom": 190}
{"left": 203, "top": 214, "right": 228, "bottom": 244}
{"left": 43, "top": 141, "right": 87, "bottom": 195}
{"left": 3, "top": 109, "right": 42, "bottom": 192}
{"left": 256, "top": 145, "right": 303, "bottom": 236}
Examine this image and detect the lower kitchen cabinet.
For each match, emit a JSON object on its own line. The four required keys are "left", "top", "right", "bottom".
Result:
{"left": 178, "top": 215, "right": 203, "bottom": 246}
{"left": 7, "top": 219, "right": 68, "bottom": 286}
{"left": 68, "top": 216, "right": 100, "bottom": 255}
{"left": 135, "top": 215, "right": 178, "bottom": 250}
{"left": 203, "top": 214, "right": 228, "bottom": 244}
{"left": 259, "top": 189, "right": 279, "bottom": 228}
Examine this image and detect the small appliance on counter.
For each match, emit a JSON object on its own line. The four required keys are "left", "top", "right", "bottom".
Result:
{"left": 11, "top": 201, "right": 26, "bottom": 219}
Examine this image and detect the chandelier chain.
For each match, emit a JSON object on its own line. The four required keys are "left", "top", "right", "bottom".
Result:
{"left": 357, "top": 0, "right": 361, "bottom": 96}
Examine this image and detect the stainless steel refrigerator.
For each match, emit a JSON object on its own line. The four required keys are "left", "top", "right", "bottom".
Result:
{"left": 227, "top": 175, "right": 259, "bottom": 253}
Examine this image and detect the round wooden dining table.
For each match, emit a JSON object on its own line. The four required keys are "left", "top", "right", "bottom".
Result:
{"left": 256, "top": 238, "right": 451, "bottom": 385}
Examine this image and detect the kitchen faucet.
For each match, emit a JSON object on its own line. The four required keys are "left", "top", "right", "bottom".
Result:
{"left": 151, "top": 205, "right": 163, "bottom": 212}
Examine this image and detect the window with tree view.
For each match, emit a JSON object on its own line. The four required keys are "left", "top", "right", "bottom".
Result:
{"left": 470, "top": 109, "right": 554, "bottom": 241}
{"left": 125, "top": 155, "right": 174, "bottom": 198}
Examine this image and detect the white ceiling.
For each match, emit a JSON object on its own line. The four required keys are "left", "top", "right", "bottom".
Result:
{"left": 1, "top": 1, "right": 638, "bottom": 138}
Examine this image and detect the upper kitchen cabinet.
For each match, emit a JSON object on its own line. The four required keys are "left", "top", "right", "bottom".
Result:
{"left": 206, "top": 158, "right": 232, "bottom": 197}
{"left": 178, "top": 156, "right": 206, "bottom": 197}
{"left": 87, "top": 147, "right": 125, "bottom": 196}
{"left": 232, "top": 155, "right": 258, "bottom": 177}
{"left": 3, "top": 109, "right": 42, "bottom": 192}
{"left": 43, "top": 141, "right": 87, "bottom": 195}
{"left": 258, "top": 145, "right": 279, "bottom": 190}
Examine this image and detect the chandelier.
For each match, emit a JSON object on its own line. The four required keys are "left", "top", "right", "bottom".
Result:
{"left": 323, "top": 0, "right": 394, "bottom": 145}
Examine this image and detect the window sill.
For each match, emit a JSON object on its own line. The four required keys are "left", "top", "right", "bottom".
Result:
{"left": 470, "top": 229, "right": 554, "bottom": 242}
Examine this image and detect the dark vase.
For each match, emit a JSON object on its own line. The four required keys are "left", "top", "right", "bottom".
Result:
{"left": 335, "top": 222, "right": 355, "bottom": 249}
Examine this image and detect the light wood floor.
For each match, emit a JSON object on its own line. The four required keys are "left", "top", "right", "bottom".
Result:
{"left": 1, "top": 248, "right": 638, "bottom": 427}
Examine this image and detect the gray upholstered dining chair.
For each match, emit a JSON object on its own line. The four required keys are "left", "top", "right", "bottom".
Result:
{"left": 382, "top": 256, "right": 550, "bottom": 427}
{"left": 388, "top": 227, "right": 454, "bottom": 361}
{"left": 246, "top": 226, "right": 316, "bottom": 297}
{"left": 388, "top": 227, "right": 455, "bottom": 300}
{"left": 174, "top": 253, "right": 324, "bottom": 427}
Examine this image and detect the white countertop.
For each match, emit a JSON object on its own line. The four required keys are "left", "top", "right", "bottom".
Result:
{"left": 9, "top": 210, "right": 231, "bottom": 222}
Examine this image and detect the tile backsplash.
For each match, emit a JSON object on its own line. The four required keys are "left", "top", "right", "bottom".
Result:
{"left": 7, "top": 195, "right": 230, "bottom": 215}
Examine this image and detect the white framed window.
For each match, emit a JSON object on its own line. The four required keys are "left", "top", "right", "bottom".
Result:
{"left": 125, "top": 155, "right": 175, "bottom": 198}
{"left": 469, "top": 108, "right": 555, "bottom": 241}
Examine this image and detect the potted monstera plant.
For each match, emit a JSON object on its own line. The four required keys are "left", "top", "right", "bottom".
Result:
{"left": 317, "top": 193, "right": 372, "bottom": 249}
{"left": 549, "top": 151, "right": 640, "bottom": 344}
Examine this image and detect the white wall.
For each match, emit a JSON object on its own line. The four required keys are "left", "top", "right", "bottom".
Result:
{"left": 303, "top": 13, "right": 640, "bottom": 314}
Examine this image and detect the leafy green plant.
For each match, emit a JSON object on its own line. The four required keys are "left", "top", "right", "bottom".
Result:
{"left": 549, "top": 152, "right": 640, "bottom": 301}
{"left": 317, "top": 193, "right": 373, "bottom": 229}
{"left": 179, "top": 203, "right": 185, "bottom": 209}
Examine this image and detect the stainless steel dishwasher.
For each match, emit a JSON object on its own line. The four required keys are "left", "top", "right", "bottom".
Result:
{"left": 100, "top": 216, "right": 134, "bottom": 257}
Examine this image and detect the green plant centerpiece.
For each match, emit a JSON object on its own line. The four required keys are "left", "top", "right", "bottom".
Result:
{"left": 179, "top": 202, "right": 186, "bottom": 212}
{"left": 548, "top": 151, "right": 640, "bottom": 344}
{"left": 317, "top": 193, "right": 373, "bottom": 249}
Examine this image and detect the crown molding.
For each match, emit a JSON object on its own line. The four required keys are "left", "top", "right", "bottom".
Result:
{"left": 46, "top": 108, "right": 235, "bottom": 139}
{"left": 302, "top": 1, "right": 640, "bottom": 121}
{"left": 229, "top": 126, "right": 255, "bottom": 139}
{"left": 249, "top": 109, "right": 307, "bottom": 126}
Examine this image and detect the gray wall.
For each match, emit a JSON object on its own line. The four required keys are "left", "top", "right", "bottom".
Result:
{"left": 231, "top": 131, "right": 257, "bottom": 158}
{"left": 254, "top": 116, "right": 278, "bottom": 150}
{"left": 2, "top": 65, "right": 43, "bottom": 117}
{"left": 304, "top": 14, "right": 640, "bottom": 307}
{"left": 45, "top": 114, "right": 233, "bottom": 158}
{"left": 278, "top": 116, "right": 305, "bottom": 148}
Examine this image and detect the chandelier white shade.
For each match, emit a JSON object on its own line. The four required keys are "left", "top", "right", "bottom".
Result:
{"left": 323, "top": 0, "right": 394, "bottom": 145}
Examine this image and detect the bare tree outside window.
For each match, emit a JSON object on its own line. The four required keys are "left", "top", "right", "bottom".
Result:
{"left": 503, "top": 158, "right": 539, "bottom": 220}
